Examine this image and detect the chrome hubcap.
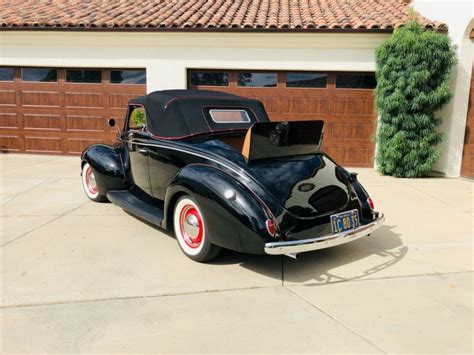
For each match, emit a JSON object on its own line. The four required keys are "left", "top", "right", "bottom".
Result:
{"left": 184, "top": 214, "right": 200, "bottom": 239}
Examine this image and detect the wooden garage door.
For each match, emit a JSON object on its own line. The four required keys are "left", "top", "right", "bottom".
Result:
{"left": 0, "top": 67, "right": 146, "bottom": 155}
{"left": 461, "top": 64, "right": 474, "bottom": 178}
{"left": 188, "top": 70, "right": 377, "bottom": 167}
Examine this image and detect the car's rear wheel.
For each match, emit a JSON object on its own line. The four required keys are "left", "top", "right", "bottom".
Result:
{"left": 173, "top": 196, "right": 221, "bottom": 262}
{"left": 81, "top": 162, "right": 107, "bottom": 202}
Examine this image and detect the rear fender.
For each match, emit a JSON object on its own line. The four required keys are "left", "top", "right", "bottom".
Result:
{"left": 81, "top": 144, "right": 129, "bottom": 193}
{"left": 163, "top": 164, "right": 272, "bottom": 254}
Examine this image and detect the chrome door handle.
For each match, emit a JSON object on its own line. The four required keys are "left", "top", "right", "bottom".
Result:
{"left": 137, "top": 148, "right": 148, "bottom": 153}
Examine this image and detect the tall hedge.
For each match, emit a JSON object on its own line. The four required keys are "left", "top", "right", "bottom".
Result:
{"left": 375, "top": 20, "right": 456, "bottom": 177}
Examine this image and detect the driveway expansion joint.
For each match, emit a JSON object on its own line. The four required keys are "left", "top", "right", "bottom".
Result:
{"left": 1, "top": 200, "right": 89, "bottom": 247}
{"left": 0, "top": 285, "right": 278, "bottom": 309}
{"left": 0, "top": 177, "right": 51, "bottom": 206}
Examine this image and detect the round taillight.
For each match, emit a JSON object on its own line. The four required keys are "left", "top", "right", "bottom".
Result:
{"left": 367, "top": 197, "right": 374, "bottom": 210}
{"left": 265, "top": 219, "right": 276, "bottom": 237}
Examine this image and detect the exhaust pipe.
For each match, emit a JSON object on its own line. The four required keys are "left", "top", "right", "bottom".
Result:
{"left": 285, "top": 253, "right": 299, "bottom": 260}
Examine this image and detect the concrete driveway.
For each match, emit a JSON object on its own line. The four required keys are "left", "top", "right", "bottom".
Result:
{"left": 1, "top": 154, "right": 472, "bottom": 353}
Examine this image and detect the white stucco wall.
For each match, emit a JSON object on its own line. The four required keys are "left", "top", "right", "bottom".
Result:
{"left": 0, "top": 31, "right": 388, "bottom": 92}
{"left": 413, "top": 0, "right": 473, "bottom": 177}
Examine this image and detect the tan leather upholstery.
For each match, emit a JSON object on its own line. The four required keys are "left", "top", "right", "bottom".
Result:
{"left": 241, "top": 128, "right": 252, "bottom": 160}
{"left": 217, "top": 128, "right": 252, "bottom": 159}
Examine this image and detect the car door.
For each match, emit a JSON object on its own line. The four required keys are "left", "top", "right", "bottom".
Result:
{"left": 126, "top": 107, "right": 152, "bottom": 196}
{"left": 148, "top": 144, "right": 186, "bottom": 200}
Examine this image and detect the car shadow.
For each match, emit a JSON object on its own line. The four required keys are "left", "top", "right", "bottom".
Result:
{"left": 212, "top": 224, "right": 407, "bottom": 284}
{"left": 129, "top": 212, "right": 406, "bottom": 285}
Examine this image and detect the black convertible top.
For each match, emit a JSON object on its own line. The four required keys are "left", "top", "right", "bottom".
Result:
{"left": 129, "top": 90, "right": 269, "bottom": 139}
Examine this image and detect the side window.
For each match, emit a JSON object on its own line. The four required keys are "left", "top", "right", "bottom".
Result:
{"left": 129, "top": 107, "right": 146, "bottom": 130}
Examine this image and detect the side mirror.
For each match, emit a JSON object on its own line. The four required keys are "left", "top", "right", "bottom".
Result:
{"left": 108, "top": 118, "right": 116, "bottom": 127}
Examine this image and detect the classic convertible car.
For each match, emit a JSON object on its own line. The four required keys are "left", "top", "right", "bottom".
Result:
{"left": 81, "top": 90, "right": 384, "bottom": 262}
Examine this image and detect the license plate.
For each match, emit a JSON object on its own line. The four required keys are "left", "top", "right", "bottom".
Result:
{"left": 330, "top": 209, "right": 360, "bottom": 234}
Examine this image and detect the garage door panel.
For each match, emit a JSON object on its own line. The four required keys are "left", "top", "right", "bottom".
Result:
{"left": 0, "top": 67, "right": 146, "bottom": 155}
{"left": 280, "top": 97, "right": 329, "bottom": 114}
{"left": 0, "top": 113, "right": 18, "bottom": 129}
{"left": 462, "top": 141, "right": 473, "bottom": 155}
{"left": 326, "top": 147, "right": 374, "bottom": 167}
{"left": 461, "top": 64, "right": 474, "bottom": 178}
{"left": 67, "top": 138, "right": 104, "bottom": 154}
{"left": 333, "top": 98, "right": 374, "bottom": 115}
{"left": 23, "top": 113, "right": 61, "bottom": 131}
{"left": 324, "top": 115, "right": 375, "bottom": 124}
{"left": 109, "top": 93, "right": 139, "bottom": 109}
{"left": 276, "top": 114, "right": 327, "bottom": 121}
{"left": 189, "top": 69, "right": 376, "bottom": 167}
{"left": 65, "top": 115, "right": 105, "bottom": 132}
{"left": 22, "top": 91, "right": 60, "bottom": 107}
{"left": 0, "top": 135, "right": 21, "bottom": 152}
{"left": 252, "top": 97, "right": 279, "bottom": 113}
{"left": 329, "top": 123, "right": 375, "bottom": 140}
{"left": 25, "top": 136, "right": 62, "bottom": 154}
{"left": 461, "top": 155, "right": 473, "bottom": 178}
{"left": 324, "top": 137, "right": 374, "bottom": 149}
{"left": 65, "top": 92, "right": 103, "bottom": 108}
{"left": 0, "top": 90, "right": 17, "bottom": 106}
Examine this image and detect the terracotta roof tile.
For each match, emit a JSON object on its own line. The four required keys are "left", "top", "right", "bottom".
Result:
{"left": 0, "top": 0, "right": 447, "bottom": 31}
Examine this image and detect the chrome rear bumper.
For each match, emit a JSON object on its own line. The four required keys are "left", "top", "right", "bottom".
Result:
{"left": 264, "top": 213, "right": 385, "bottom": 257}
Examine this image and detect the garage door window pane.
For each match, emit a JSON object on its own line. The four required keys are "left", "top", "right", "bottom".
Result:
{"left": 0, "top": 67, "right": 14, "bottom": 81}
{"left": 287, "top": 73, "right": 327, "bottom": 88}
{"left": 238, "top": 73, "right": 277, "bottom": 87}
{"left": 111, "top": 70, "right": 146, "bottom": 84}
{"left": 66, "top": 69, "right": 102, "bottom": 83}
{"left": 22, "top": 68, "right": 57, "bottom": 82}
{"left": 190, "top": 72, "right": 228, "bottom": 86}
{"left": 336, "top": 74, "right": 376, "bottom": 89}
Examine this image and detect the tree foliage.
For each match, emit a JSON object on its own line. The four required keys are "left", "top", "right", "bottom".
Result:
{"left": 375, "top": 20, "right": 456, "bottom": 177}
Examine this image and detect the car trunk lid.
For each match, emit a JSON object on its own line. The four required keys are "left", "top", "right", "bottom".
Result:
{"left": 247, "top": 154, "right": 352, "bottom": 219}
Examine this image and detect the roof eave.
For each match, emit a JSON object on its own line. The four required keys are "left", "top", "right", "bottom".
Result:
{"left": 0, "top": 26, "right": 448, "bottom": 34}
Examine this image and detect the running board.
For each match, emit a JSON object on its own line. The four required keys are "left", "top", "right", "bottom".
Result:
{"left": 107, "top": 190, "right": 164, "bottom": 227}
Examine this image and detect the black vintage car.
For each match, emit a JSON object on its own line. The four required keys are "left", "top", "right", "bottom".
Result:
{"left": 81, "top": 90, "right": 384, "bottom": 262}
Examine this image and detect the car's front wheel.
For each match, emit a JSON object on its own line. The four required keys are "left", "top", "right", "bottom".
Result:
{"left": 81, "top": 162, "right": 107, "bottom": 202}
{"left": 173, "top": 196, "right": 221, "bottom": 262}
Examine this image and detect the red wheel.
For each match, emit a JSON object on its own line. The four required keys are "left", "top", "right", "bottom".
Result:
{"left": 173, "top": 196, "right": 221, "bottom": 262}
{"left": 179, "top": 204, "right": 204, "bottom": 249}
{"left": 81, "top": 162, "right": 106, "bottom": 202}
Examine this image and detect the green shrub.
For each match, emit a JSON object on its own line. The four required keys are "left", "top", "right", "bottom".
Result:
{"left": 131, "top": 108, "right": 146, "bottom": 127}
{"left": 375, "top": 20, "right": 456, "bottom": 177}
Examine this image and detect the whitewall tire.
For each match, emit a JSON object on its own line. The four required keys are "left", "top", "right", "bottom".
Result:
{"left": 173, "top": 196, "right": 221, "bottom": 262}
{"left": 81, "top": 162, "right": 106, "bottom": 202}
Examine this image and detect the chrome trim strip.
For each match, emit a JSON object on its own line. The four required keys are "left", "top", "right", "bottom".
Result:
{"left": 264, "top": 213, "right": 385, "bottom": 255}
